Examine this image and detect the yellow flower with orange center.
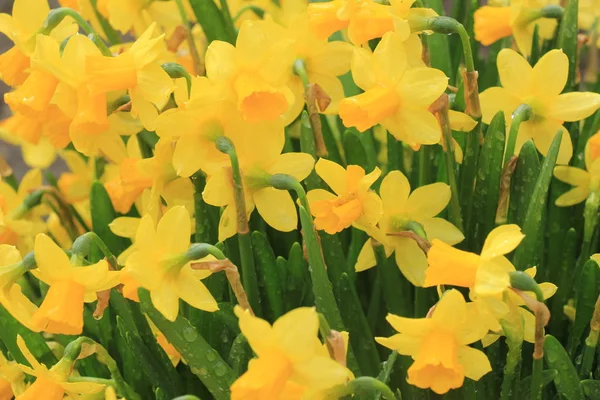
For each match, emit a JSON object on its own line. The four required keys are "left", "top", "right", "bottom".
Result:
{"left": 376, "top": 290, "right": 491, "bottom": 394}
{"left": 30, "top": 234, "right": 120, "bottom": 335}
{"left": 205, "top": 20, "right": 296, "bottom": 124}
{"left": 307, "top": 158, "right": 381, "bottom": 235}
{"left": 424, "top": 224, "right": 524, "bottom": 296}
{"left": 356, "top": 170, "right": 464, "bottom": 286}
{"left": 339, "top": 32, "right": 448, "bottom": 148}
{"left": 480, "top": 49, "right": 600, "bottom": 164}
{"left": 231, "top": 306, "right": 350, "bottom": 399}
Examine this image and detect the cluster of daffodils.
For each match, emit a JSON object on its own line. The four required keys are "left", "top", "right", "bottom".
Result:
{"left": 0, "top": 0, "right": 598, "bottom": 398}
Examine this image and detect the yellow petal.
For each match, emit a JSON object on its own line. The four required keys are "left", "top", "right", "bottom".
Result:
{"left": 432, "top": 289, "right": 468, "bottom": 332}
{"left": 268, "top": 153, "right": 315, "bottom": 181}
{"left": 306, "top": 188, "right": 336, "bottom": 204}
{"left": 383, "top": 108, "right": 441, "bottom": 147}
{"left": 393, "top": 237, "right": 427, "bottom": 286}
{"left": 525, "top": 119, "right": 572, "bottom": 165}
{"left": 292, "top": 355, "right": 349, "bottom": 390}
{"left": 234, "top": 305, "right": 274, "bottom": 357}
{"left": 355, "top": 240, "right": 376, "bottom": 272}
{"left": 474, "top": 259, "right": 513, "bottom": 296}
{"left": 109, "top": 217, "right": 141, "bottom": 239}
{"left": 497, "top": 48, "right": 532, "bottom": 99}
{"left": 479, "top": 87, "right": 521, "bottom": 125}
{"left": 253, "top": 187, "right": 297, "bottom": 232}
{"left": 18, "top": 168, "right": 42, "bottom": 198}
{"left": 555, "top": 186, "right": 590, "bottom": 207}
{"left": 309, "top": 40, "right": 353, "bottom": 76}
{"left": 554, "top": 166, "right": 590, "bottom": 187}
{"left": 177, "top": 267, "right": 219, "bottom": 312}
{"left": 406, "top": 182, "right": 451, "bottom": 218}
{"left": 315, "top": 158, "right": 347, "bottom": 194}
{"left": 151, "top": 280, "right": 180, "bottom": 322}
{"left": 357, "top": 191, "right": 383, "bottom": 226}
{"left": 379, "top": 170, "right": 410, "bottom": 212}
{"left": 457, "top": 345, "right": 491, "bottom": 381}
{"left": 398, "top": 67, "right": 448, "bottom": 108}
{"left": 203, "top": 170, "right": 233, "bottom": 207}
{"left": 71, "top": 260, "right": 109, "bottom": 289}
{"left": 156, "top": 206, "right": 191, "bottom": 254}
{"left": 386, "top": 313, "right": 433, "bottom": 335}
{"left": 420, "top": 217, "right": 464, "bottom": 245}
{"left": 372, "top": 32, "right": 408, "bottom": 83}
{"left": 351, "top": 46, "right": 376, "bottom": 91}
{"left": 375, "top": 334, "right": 423, "bottom": 357}
{"left": 205, "top": 41, "right": 237, "bottom": 82}
{"left": 540, "top": 282, "right": 558, "bottom": 300}
{"left": 60, "top": 381, "right": 106, "bottom": 395}
{"left": 16, "top": 335, "right": 44, "bottom": 373}
{"left": 448, "top": 110, "right": 477, "bottom": 132}
{"left": 273, "top": 307, "right": 319, "bottom": 361}
{"left": 532, "top": 49, "right": 568, "bottom": 99}
{"left": 218, "top": 205, "right": 238, "bottom": 242}
{"left": 33, "top": 234, "right": 72, "bottom": 282}
{"left": 480, "top": 224, "right": 524, "bottom": 261}
{"left": 548, "top": 92, "right": 600, "bottom": 122}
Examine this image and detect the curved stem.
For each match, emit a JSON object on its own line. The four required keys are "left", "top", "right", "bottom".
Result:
{"left": 173, "top": 0, "right": 202, "bottom": 76}
{"left": 161, "top": 62, "right": 192, "bottom": 95}
{"left": 581, "top": 191, "right": 600, "bottom": 261}
{"left": 215, "top": 136, "right": 261, "bottom": 316}
{"left": 71, "top": 232, "right": 118, "bottom": 269}
{"left": 504, "top": 104, "right": 533, "bottom": 166}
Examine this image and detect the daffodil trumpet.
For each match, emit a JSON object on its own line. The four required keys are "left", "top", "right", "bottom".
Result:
{"left": 215, "top": 135, "right": 261, "bottom": 315}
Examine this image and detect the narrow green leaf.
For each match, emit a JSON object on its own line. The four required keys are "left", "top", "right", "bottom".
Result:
{"left": 227, "top": 334, "right": 251, "bottom": 376}
{"left": 337, "top": 273, "right": 381, "bottom": 377}
{"left": 467, "top": 111, "right": 505, "bottom": 252}
{"left": 287, "top": 242, "right": 312, "bottom": 307}
{"left": 320, "top": 115, "right": 345, "bottom": 166}
{"left": 252, "top": 231, "right": 285, "bottom": 320}
{"left": 459, "top": 121, "right": 482, "bottom": 230}
{"left": 581, "top": 379, "right": 600, "bottom": 399}
{"left": 188, "top": 0, "right": 233, "bottom": 43}
{"left": 549, "top": 228, "right": 578, "bottom": 339}
{"left": 139, "top": 289, "right": 237, "bottom": 400}
{"left": 512, "top": 130, "right": 562, "bottom": 270}
{"left": 319, "top": 231, "right": 348, "bottom": 294}
{"left": 519, "top": 369, "right": 558, "bottom": 398}
{"left": 386, "top": 132, "right": 404, "bottom": 173}
{"left": 568, "top": 259, "right": 600, "bottom": 355}
{"left": 90, "top": 181, "right": 129, "bottom": 255}
{"left": 529, "top": 24, "right": 541, "bottom": 65}
{"left": 374, "top": 245, "right": 413, "bottom": 318}
{"left": 508, "top": 140, "right": 541, "bottom": 227}
{"left": 343, "top": 129, "right": 368, "bottom": 169}
{"left": 574, "top": 109, "right": 600, "bottom": 168}
{"left": 500, "top": 301, "right": 525, "bottom": 400}
{"left": 299, "top": 111, "right": 323, "bottom": 190}
{"left": 557, "top": 0, "right": 579, "bottom": 90}
{"left": 544, "top": 335, "right": 585, "bottom": 400}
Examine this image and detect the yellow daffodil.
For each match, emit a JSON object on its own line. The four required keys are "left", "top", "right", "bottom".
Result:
{"left": 579, "top": 0, "right": 600, "bottom": 32}
{"left": 0, "top": 245, "right": 41, "bottom": 332}
{"left": 86, "top": 23, "right": 175, "bottom": 131}
{"left": 203, "top": 133, "right": 314, "bottom": 241}
{"left": 553, "top": 134, "right": 600, "bottom": 206}
{"left": 474, "top": 0, "right": 559, "bottom": 57}
{"left": 480, "top": 49, "right": 600, "bottom": 164}
{"left": 339, "top": 32, "right": 448, "bottom": 148}
{"left": 307, "top": 0, "right": 393, "bottom": 45}
{"left": 424, "top": 224, "right": 524, "bottom": 296}
{"left": 0, "top": 169, "right": 46, "bottom": 252}
{"left": 376, "top": 290, "right": 491, "bottom": 394}
{"left": 307, "top": 158, "right": 382, "bottom": 235}
{"left": 31, "top": 234, "right": 120, "bottom": 334}
{"left": 154, "top": 77, "right": 282, "bottom": 178}
{"left": 15, "top": 336, "right": 105, "bottom": 400}
{"left": 231, "top": 306, "right": 349, "bottom": 399}
{"left": 356, "top": 171, "right": 464, "bottom": 286}
{"left": 57, "top": 150, "right": 100, "bottom": 204}
{"left": 205, "top": 20, "right": 296, "bottom": 124}
{"left": 123, "top": 206, "right": 218, "bottom": 321}
{"left": 0, "top": 350, "right": 25, "bottom": 398}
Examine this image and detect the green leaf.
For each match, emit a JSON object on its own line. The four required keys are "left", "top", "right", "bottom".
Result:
{"left": 252, "top": 231, "right": 285, "bottom": 320}
{"left": 467, "top": 111, "right": 505, "bottom": 252}
{"left": 508, "top": 140, "right": 541, "bottom": 227}
{"left": 299, "top": 111, "right": 323, "bottom": 190}
{"left": 139, "top": 289, "right": 237, "bottom": 400}
{"left": 337, "top": 273, "right": 380, "bottom": 377}
{"left": 386, "top": 132, "right": 404, "bottom": 173}
{"left": 320, "top": 115, "right": 345, "bottom": 166}
{"left": 557, "top": 0, "right": 579, "bottom": 90}
{"left": 227, "top": 333, "right": 251, "bottom": 376}
{"left": 459, "top": 121, "right": 482, "bottom": 230}
{"left": 286, "top": 242, "right": 311, "bottom": 308}
{"left": 568, "top": 259, "right": 600, "bottom": 355}
{"left": 581, "top": 379, "right": 600, "bottom": 399}
{"left": 374, "top": 245, "right": 413, "bottom": 318}
{"left": 512, "top": 130, "right": 562, "bottom": 270}
{"left": 188, "top": 0, "right": 234, "bottom": 43}
{"left": 519, "top": 369, "right": 558, "bottom": 398}
{"left": 90, "top": 181, "right": 129, "bottom": 255}
{"left": 549, "top": 228, "right": 578, "bottom": 339}
{"left": 343, "top": 129, "right": 368, "bottom": 168}
{"left": 500, "top": 299, "right": 525, "bottom": 400}
{"left": 544, "top": 335, "right": 585, "bottom": 400}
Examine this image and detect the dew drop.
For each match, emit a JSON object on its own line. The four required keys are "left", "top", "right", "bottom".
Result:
{"left": 183, "top": 327, "right": 198, "bottom": 342}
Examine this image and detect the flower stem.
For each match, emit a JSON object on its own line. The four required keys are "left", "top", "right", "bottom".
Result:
{"left": 215, "top": 136, "right": 262, "bottom": 316}
{"left": 580, "top": 295, "right": 600, "bottom": 378}
{"left": 173, "top": 0, "right": 203, "bottom": 76}
{"left": 504, "top": 104, "right": 533, "bottom": 166}
{"left": 326, "top": 377, "right": 397, "bottom": 400}
{"left": 71, "top": 231, "right": 118, "bottom": 269}
{"left": 161, "top": 62, "right": 192, "bottom": 95}
{"left": 580, "top": 191, "right": 600, "bottom": 262}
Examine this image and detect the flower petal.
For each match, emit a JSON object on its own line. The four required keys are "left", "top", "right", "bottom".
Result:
{"left": 268, "top": 153, "right": 315, "bottom": 181}
{"left": 555, "top": 186, "right": 590, "bottom": 207}
{"left": 532, "top": 49, "right": 568, "bottom": 99}
{"left": 315, "top": 158, "right": 347, "bottom": 194}
{"left": 33, "top": 234, "right": 72, "bottom": 282}
{"left": 151, "top": 280, "right": 180, "bottom": 322}
{"left": 406, "top": 182, "right": 451, "bottom": 218}
{"left": 177, "top": 267, "right": 219, "bottom": 312}
{"left": 420, "top": 217, "right": 464, "bottom": 245}
{"left": 457, "top": 345, "right": 492, "bottom": 381}
{"left": 497, "top": 48, "right": 533, "bottom": 99}
{"left": 393, "top": 237, "right": 427, "bottom": 286}
{"left": 548, "top": 92, "right": 600, "bottom": 122}
{"left": 553, "top": 166, "right": 590, "bottom": 187}
{"left": 156, "top": 206, "right": 191, "bottom": 254}
{"left": 375, "top": 334, "right": 423, "bottom": 357}
{"left": 254, "top": 187, "right": 298, "bottom": 232}
{"left": 397, "top": 67, "right": 448, "bottom": 108}
{"left": 479, "top": 87, "right": 521, "bottom": 125}
{"left": 481, "top": 224, "right": 524, "bottom": 260}
{"left": 379, "top": 170, "right": 410, "bottom": 213}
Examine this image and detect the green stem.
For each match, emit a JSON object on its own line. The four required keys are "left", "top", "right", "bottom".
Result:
{"left": 161, "top": 62, "right": 192, "bottom": 95}
{"left": 580, "top": 295, "right": 600, "bottom": 378}
{"left": 215, "top": 136, "right": 261, "bottom": 316}
{"left": 173, "top": 0, "right": 203, "bottom": 76}
{"left": 530, "top": 357, "right": 544, "bottom": 400}
{"left": 232, "top": 5, "right": 265, "bottom": 22}
{"left": 71, "top": 231, "right": 118, "bottom": 269}
{"left": 327, "top": 377, "right": 397, "bottom": 400}
{"left": 504, "top": 104, "right": 533, "bottom": 166}
{"left": 580, "top": 191, "right": 600, "bottom": 262}
{"left": 219, "top": 0, "right": 237, "bottom": 42}
{"left": 425, "top": 16, "right": 475, "bottom": 72}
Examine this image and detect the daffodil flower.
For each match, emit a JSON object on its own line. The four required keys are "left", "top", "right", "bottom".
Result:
{"left": 356, "top": 171, "right": 464, "bottom": 286}
{"left": 0, "top": 169, "right": 46, "bottom": 252}
{"left": 231, "top": 306, "right": 350, "bottom": 399}
{"left": 424, "top": 224, "right": 525, "bottom": 296}
{"left": 376, "top": 290, "right": 491, "bottom": 395}
{"left": 480, "top": 49, "right": 600, "bottom": 164}
{"left": 123, "top": 206, "right": 218, "bottom": 321}
{"left": 339, "top": 32, "right": 448, "bottom": 148}
{"left": 307, "top": 158, "right": 381, "bottom": 235}
{"left": 86, "top": 23, "right": 175, "bottom": 131}
{"left": 31, "top": 234, "right": 120, "bottom": 334}
{"left": 553, "top": 135, "right": 600, "bottom": 206}
{"left": 14, "top": 336, "right": 106, "bottom": 400}
{"left": 204, "top": 20, "right": 296, "bottom": 124}
{"left": 0, "top": 350, "right": 25, "bottom": 398}
{"left": 203, "top": 133, "right": 314, "bottom": 241}
{"left": 474, "top": 0, "right": 559, "bottom": 57}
